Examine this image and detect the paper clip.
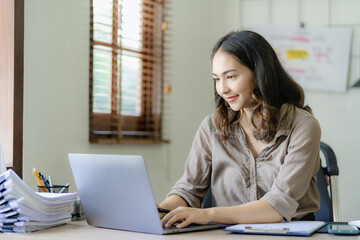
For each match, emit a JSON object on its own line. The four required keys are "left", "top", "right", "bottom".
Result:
{"left": 244, "top": 226, "right": 290, "bottom": 234}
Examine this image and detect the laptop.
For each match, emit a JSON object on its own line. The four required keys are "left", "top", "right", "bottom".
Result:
{"left": 68, "top": 153, "right": 219, "bottom": 234}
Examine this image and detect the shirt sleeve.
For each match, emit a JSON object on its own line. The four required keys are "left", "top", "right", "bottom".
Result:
{"left": 261, "top": 113, "right": 321, "bottom": 221}
{"left": 167, "top": 116, "right": 213, "bottom": 208}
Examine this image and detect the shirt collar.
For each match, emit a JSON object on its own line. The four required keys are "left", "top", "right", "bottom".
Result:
{"left": 223, "top": 103, "right": 295, "bottom": 140}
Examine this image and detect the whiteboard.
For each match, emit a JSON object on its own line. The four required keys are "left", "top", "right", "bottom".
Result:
{"left": 253, "top": 26, "right": 352, "bottom": 92}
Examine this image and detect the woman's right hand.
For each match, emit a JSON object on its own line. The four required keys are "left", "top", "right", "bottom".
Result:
{"left": 157, "top": 195, "right": 189, "bottom": 219}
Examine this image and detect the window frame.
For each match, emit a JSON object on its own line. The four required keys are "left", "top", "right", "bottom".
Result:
{"left": 0, "top": 0, "right": 24, "bottom": 177}
{"left": 89, "top": 0, "right": 166, "bottom": 144}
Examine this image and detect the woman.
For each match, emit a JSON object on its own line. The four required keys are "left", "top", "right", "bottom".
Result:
{"left": 159, "top": 30, "right": 321, "bottom": 229}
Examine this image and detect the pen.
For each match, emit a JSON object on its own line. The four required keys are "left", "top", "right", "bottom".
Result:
{"left": 48, "top": 176, "right": 54, "bottom": 193}
{"left": 39, "top": 172, "right": 50, "bottom": 192}
{"left": 59, "top": 183, "right": 69, "bottom": 193}
{"left": 157, "top": 208, "right": 170, "bottom": 214}
{"left": 33, "top": 168, "right": 48, "bottom": 192}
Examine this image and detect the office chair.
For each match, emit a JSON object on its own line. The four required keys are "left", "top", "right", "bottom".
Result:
{"left": 201, "top": 141, "right": 341, "bottom": 222}
{"left": 314, "top": 142, "right": 340, "bottom": 222}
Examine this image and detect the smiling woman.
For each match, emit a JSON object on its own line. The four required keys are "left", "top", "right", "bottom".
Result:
{"left": 89, "top": 0, "right": 166, "bottom": 143}
{"left": 158, "top": 30, "right": 321, "bottom": 229}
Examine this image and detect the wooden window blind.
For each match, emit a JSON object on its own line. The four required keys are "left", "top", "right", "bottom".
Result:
{"left": 90, "top": 0, "right": 166, "bottom": 143}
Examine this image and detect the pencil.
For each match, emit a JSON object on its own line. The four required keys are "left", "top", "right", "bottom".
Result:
{"left": 33, "top": 168, "right": 49, "bottom": 192}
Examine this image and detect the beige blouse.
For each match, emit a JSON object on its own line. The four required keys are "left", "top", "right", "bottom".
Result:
{"left": 168, "top": 104, "right": 321, "bottom": 221}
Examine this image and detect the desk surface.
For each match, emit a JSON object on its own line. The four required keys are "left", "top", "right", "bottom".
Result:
{"left": 1, "top": 221, "right": 360, "bottom": 240}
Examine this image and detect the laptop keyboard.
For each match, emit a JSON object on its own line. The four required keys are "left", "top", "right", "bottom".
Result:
{"left": 164, "top": 223, "right": 194, "bottom": 230}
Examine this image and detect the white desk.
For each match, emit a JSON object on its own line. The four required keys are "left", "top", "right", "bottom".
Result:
{"left": 1, "top": 221, "right": 360, "bottom": 240}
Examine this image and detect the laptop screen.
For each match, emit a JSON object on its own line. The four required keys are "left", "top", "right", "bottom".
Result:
{"left": 69, "top": 153, "right": 164, "bottom": 234}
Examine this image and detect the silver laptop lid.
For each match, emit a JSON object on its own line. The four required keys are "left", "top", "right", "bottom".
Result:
{"left": 69, "top": 153, "right": 164, "bottom": 234}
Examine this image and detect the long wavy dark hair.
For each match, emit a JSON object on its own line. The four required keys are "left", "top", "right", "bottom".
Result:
{"left": 211, "top": 30, "right": 311, "bottom": 143}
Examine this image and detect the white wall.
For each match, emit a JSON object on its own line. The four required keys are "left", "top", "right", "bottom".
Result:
{"left": 23, "top": 0, "right": 359, "bottom": 221}
{"left": 163, "top": 0, "right": 241, "bottom": 185}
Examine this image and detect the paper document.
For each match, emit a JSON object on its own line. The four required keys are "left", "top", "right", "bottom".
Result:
{"left": 349, "top": 220, "right": 360, "bottom": 228}
{"left": 225, "top": 221, "right": 326, "bottom": 236}
{"left": 0, "top": 169, "right": 78, "bottom": 233}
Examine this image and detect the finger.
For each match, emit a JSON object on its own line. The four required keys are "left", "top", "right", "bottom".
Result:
{"left": 164, "top": 215, "right": 181, "bottom": 228}
{"left": 161, "top": 207, "right": 182, "bottom": 226}
{"left": 161, "top": 211, "right": 174, "bottom": 226}
{"left": 164, "top": 212, "right": 186, "bottom": 228}
{"left": 176, "top": 218, "right": 193, "bottom": 229}
{"left": 161, "top": 206, "right": 188, "bottom": 227}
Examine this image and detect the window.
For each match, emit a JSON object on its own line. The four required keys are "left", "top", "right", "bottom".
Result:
{"left": 89, "top": 0, "right": 166, "bottom": 143}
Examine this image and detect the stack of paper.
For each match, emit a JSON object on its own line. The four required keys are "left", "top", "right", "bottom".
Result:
{"left": 0, "top": 169, "right": 77, "bottom": 233}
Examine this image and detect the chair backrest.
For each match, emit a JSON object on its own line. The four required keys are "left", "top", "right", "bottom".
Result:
{"left": 201, "top": 142, "right": 341, "bottom": 222}
{"left": 201, "top": 184, "right": 212, "bottom": 209}
{"left": 314, "top": 142, "right": 340, "bottom": 222}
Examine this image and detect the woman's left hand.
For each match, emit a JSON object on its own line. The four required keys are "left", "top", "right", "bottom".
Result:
{"left": 161, "top": 206, "right": 212, "bottom": 229}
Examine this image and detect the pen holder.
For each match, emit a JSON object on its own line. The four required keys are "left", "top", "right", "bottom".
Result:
{"left": 38, "top": 184, "right": 69, "bottom": 193}
{"left": 72, "top": 198, "right": 85, "bottom": 221}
